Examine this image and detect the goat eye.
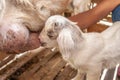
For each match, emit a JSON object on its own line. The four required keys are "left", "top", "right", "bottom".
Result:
{"left": 47, "top": 31, "right": 54, "bottom": 38}
{"left": 53, "top": 22, "right": 59, "bottom": 30}
{"left": 54, "top": 22, "right": 58, "bottom": 26}
{"left": 47, "top": 34, "right": 54, "bottom": 38}
{"left": 40, "top": 5, "right": 45, "bottom": 10}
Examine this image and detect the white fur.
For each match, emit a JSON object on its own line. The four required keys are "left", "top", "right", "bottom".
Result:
{"left": 0, "top": 0, "right": 6, "bottom": 20}
{"left": 15, "top": 0, "right": 33, "bottom": 7}
{"left": 40, "top": 15, "right": 120, "bottom": 80}
{"left": 73, "top": 0, "right": 91, "bottom": 14}
{"left": 65, "top": 0, "right": 91, "bottom": 15}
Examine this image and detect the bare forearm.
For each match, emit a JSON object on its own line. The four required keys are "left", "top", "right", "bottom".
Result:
{"left": 69, "top": 0, "right": 120, "bottom": 29}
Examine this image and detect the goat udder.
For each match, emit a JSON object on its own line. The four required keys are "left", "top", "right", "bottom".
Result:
{"left": 0, "top": 23, "right": 29, "bottom": 53}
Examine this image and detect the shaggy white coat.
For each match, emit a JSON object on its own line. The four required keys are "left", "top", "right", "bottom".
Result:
{"left": 73, "top": 0, "right": 91, "bottom": 14}
{"left": 39, "top": 15, "right": 120, "bottom": 80}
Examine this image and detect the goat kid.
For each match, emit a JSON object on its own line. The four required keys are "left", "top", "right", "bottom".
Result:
{"left": 39, "top": 15, "right": 120, "bottom": 80}
{"left": 73, "top": 0, "right": 91, "bottom": 14}
{"left": 0, "top": 0, "right": 71, "bottom": 53}
{"left": 0, "top": 0, "right": 90, "bottom": 53}
{"left": 66, "top": 0, "right": 91, "bottom": 15}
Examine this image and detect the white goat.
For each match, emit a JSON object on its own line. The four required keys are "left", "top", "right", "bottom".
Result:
{"left": 65, "top": 0, "right": 91, "bottom": 15}
{"left": 73, "top": 0, "right": 91, "bottom": 14}
{"left": 39, "top": 15, "right": 120, "bottom": 80}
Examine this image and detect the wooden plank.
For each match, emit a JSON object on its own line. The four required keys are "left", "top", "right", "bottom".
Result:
{"left": 0, "top": 54, "right": 15, "bottom": 68}
{"left": 88, "top": 24, "right": 108, "bottom": 32}
{"left": 0, "top": 52, "right": 10, "bottom": 61}
{"left": 113, "top": 64, "right": 120, "bottom": 80}
{"left": 17, "top": 49, "right": 58, "bottom": 80}
{"left": 41, "top": 58, "right": 66, "bottom": 80}
{"left": 32, "top": 53, "right": 66, "bottom": 80}
{"left": 55, "top": 65, "right": 77, "bottom": 80}
{"left": 0, "top": 47, "right": 45, "bottom": 80}
{"left": 104, "top": 68, "right": 115, "bottom": 80}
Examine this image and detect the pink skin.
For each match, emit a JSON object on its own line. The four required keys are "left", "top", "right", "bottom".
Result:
{"left": 0, "top": 23, "right": 40, "bottom": 54}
